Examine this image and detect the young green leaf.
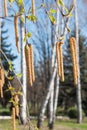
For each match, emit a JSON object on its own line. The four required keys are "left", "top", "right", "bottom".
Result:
{"left": 67, "top": 27, "right": 71, "bottom": 33}
{"left": 16, "top": 73, "right": 22, "bottom": 78}
{"left": 24, "top": 36, "right": 27, "bottom": 42}
{"left": 17, "top": 91, "right": 23, "bottom": 95}
{"left": 57, "top": 0, "right": 64, "bottom": 6}
{"left": 68, "top": 13, "right": 72, "bottom": 17}
{"left": 48, "top": 15, "right": 56, "bottom": 25}
{"left": 27, "top": 15, "right": 37, "bottom": 22}
{"left": 20, "top": 6, "right": 24, "bottom": 14}
{"left": 64, "top": 7, "right": 69, "bottom": 14}
{"left": 20, "top": 16, "right": 25, "bottom": 23}
{"left": 9, "top": 61, "right": 13, "bottom": 71}
{"left": 8, "top": 0, "right": 14, "bottom": 3}
{"left": 17, "top": 0, "right": 23, "bottom": 6}
{"left": 7, "top": 76, "right": 14, "bottom": 80}
{"left": 49, "top": 9, "right": 56, "bottom": 14}
{"left": 26, "top": 32, "right": 32, "bottom": 38}
{"left": 7, "top": 86, "right": 15, "bottom": 91}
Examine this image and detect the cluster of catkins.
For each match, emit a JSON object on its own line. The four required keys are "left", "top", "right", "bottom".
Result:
{"left": 56, "top": 37, "right": 78, "bottom": 85}
{"left": 3, "top": 1, "right": 35, "bottom": 130}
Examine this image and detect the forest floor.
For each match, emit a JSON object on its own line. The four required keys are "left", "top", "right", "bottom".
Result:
{"left": 0, "top": 118, "right": 87, "bottom": 130}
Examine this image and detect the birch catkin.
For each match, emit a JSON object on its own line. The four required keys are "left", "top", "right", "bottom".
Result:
{"left": 12, "top": 107, "right": 16, "bottom": 130}
{"left": 14, "top": 16, "right": 20, "bottom": 53}
{"left": 0, "top": 66, "right": 5, "bottom": 98}
{"left": 29, "top": 44, "right": 35, "bottom": 82}
{"left": 0, "top": 80, "right": 3, "bottom": 98}
{"left": 4, "top": 0, "right": 8, "bottom": 17}
{"left": 25, "top": 44, "right": 33, "bottom": 86}
{"left": 32, "top": 0, "right": 35, "bottom": 16}
{"left": 56, "top": 42, "right": 64, "bottom": 81}
{"left": 69, "top": 37, "right": 78, "bottom": 85}
{"left": 56, "top": 43, "right": 61, "bottom": 76}
{"left": 72, "top": 37, "right": 78, "bottom": 77}
{"left": 14, "top": 95, "right": 19, "bottom": 117}
{"left": 1, "top": 69, "right": 5, "bottom": 85}
{"left": 59, "top": 42, "right": 64, "bottom": 81}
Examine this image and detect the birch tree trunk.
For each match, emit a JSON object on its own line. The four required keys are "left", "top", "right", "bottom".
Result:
{"left": 20, "top": 17, "right": 27, "bottom": 124}
{"left": 0, "top": 0, "right": 2, "bottom": 46}
{"left": 53, "top": 6, "right": 60, "bottom": 123}
{"left": 48, "top": 77, "right": 54, "bottom": 129}
{"left": 74, "top": 0, "right": 82, "bottom": 123}
{"left": 37, "top": 63, "right": 57, "bottom": 128}
{"left": 48, "top": 5, "right": 60, "bottom": 129}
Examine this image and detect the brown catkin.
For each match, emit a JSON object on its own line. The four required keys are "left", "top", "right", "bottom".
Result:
{"left": 56, "top": 43, "right": 61, "bottom": 77}
{"left": 0, "top": 68, "right": 2, "bottom": 80}
{"left": 72, "top": 37, "right": 78, "bottom": 78}
{"left": 12, "top": 107, "right": 16, "bottom": 130}
{"left": 29, "top": 44, "right": 35, "bottom": 82}
{"left": 32, "top": 0, "right": 35, "bottom": 16}
{"left": 1, "top": 69, "right": 5, "bottom": 86}
{"left": 4, "top": 0, "right": 8, "bottom": 17}
{"left": 0, "top": 80, "right": 3, "bottom": 98}
{"left": 56, "top": 42, "right": 64, "bottom": 81}
{"left": 59, "top": 42, "right": 64, "bottom": 81}
{"left": 14, "top": 95, "right": 19, "bottom": 117}
{"left": 25, "top": 44, "right": 33, "bottom": 86}
{"left": 0, "top": 66, "right": 5, "bottom": 86}
{"left": 14, "top": 16, "right": 20, "bottom": 53}
{"left": 69, "top": 37, "right": 78, "bottom": 85}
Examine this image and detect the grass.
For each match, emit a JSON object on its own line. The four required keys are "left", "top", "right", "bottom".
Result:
{"left": 55, "top": 119, "right": 87, "bottom": 130}
{"left": 0, "top": 118, "right": 87, "bottom": 130}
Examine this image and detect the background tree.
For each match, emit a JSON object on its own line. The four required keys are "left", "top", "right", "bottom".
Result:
{"left": 1, "top": 22, "right": 18, "bottom": 70}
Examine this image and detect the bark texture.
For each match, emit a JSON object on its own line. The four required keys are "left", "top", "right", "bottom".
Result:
{"left": 74, "top": 0, "right": 82, "bottom": 123}
{"left": 20, "top": 17, "right": 27, "bottom": 124}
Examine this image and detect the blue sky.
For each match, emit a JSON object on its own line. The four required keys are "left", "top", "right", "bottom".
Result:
{"left": 0, "top": 0, "right": 87, "bottom": 73}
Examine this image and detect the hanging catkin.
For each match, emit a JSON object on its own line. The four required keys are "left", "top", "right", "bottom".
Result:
{"left": 14, "top": 95, "right": 19, "bottom": 117}
{"left": 56, "top": 42, "right": 61, "bottom": 77}
{"left": 29, "top": 44, "right": 35, "bottom": 82}
{"left": 0, "top": 80, "right": 3, "bottom": 98}
{"left": 0, "top": 68, "right": 2, "bottom": 79}
{"left": 69, "top": 37, "right": 78, "bottom": 85}
{"left": 59, "top": 42, "right": 64, "bottom": 81}
{"left": 72, "top": 37, "right": 78, "bottom": 77}
{"left": 25, "top": 44, "right": 33, "bottom": 86}
{"left": 12, "top": 107, "right": 16, "bottom": 130}
{"left": 32, "top": 0, "right": 35, "bottom": 16}
{"left": 56, "top": 42, "right": 64, "bottom": 81}
{"left": 4, "top": 0, "right": 8, "bottom": 17}
{"left": 1, "top": 69, "right": 5, "bottom": 85}
{"left": 14, "top": 16, "right": 20, "bottom": 53}
{"left": 0, "top": 66, "right": 5, "bottom": 98}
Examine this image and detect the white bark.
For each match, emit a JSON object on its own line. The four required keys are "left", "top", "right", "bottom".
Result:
{"left": 53, "top": 6, "right": 60, "bottom": 122}
{"left": 20, "top": 17, "right": 27, "bottom": 124}
{"left": 48, "top": 77, "right": 54, "bottom": 128}
{"left": 49, "top": 5, "right": 60, "bottom": 127}
{"left": 74, "top": 0, "right": 82, "bottom": 123}
{"left": 37, "top": 63, "right": 57, "bottom": 128}
{"left": 0, "top": 0, "right": 2, "bottom": 46}
{"left": 53, "top": 75, "right": 59, "bottom": 121}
